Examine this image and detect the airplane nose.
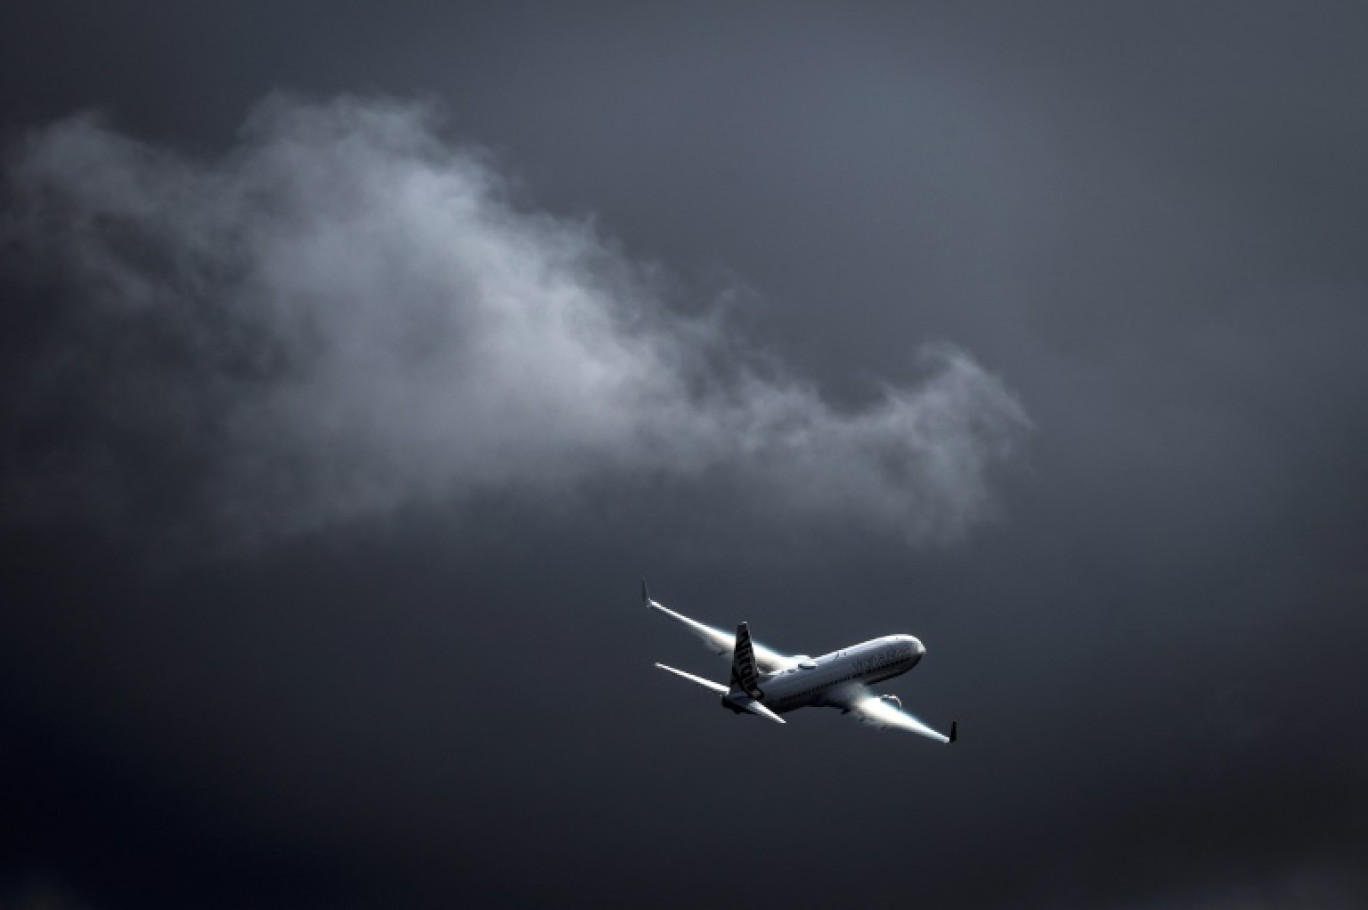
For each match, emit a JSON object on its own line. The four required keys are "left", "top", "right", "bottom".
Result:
{"left": 906, "top": 636, "right": 925, "bottom": 665}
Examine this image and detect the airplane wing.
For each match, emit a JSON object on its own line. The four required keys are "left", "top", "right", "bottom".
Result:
{"left": 642, "top": 580, "right": 797, "bottom": 673}
{"left": 822, "top": 684, "right": 957, "bottom": 744}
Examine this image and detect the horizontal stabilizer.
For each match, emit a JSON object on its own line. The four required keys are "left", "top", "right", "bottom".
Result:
{"left": 654, "top": 662, "right": 728, "bottom": 694}
{"left": 732, "top": 696, "right": 786, "bottom": 725}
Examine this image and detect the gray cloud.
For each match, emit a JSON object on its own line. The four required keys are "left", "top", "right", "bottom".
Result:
{"left": 4, "top": 94, "right": 1028, "bottom": 545}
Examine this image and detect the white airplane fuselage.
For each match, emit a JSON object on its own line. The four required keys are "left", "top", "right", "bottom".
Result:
{"left": 737, "top": 634, "right": 924, "bottom": 714}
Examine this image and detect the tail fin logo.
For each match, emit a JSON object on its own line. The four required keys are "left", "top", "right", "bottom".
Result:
{"left": 730, "top": 623, "right": 765, "bottom": 700}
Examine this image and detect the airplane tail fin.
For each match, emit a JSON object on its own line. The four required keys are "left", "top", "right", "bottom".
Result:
{"left": 729, "top": 622, "right": 765, "bottom": 700}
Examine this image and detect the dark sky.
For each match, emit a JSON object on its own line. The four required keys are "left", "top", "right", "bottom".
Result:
{"left": 3, "top": 3, "right": 1367, "bottom": 907}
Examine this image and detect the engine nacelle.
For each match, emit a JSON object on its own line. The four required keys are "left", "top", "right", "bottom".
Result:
{"left": 853, "top": 694, "right": 905, "bottom": 729}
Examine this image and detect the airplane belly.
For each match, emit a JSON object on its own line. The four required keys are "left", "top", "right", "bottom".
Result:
{"left": 867, "top": 658, "right": 913, "bottom": 683}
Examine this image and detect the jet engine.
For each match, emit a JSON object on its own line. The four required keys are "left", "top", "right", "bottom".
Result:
{"left": 853, "top": 694, "right": 906, "bottom": 729}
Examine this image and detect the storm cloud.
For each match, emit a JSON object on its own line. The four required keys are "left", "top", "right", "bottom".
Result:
{"left": 5, "top": 94, "right": 1027, "bottom": 545}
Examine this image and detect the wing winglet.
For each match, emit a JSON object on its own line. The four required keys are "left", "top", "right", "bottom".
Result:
{"left": 949, "top": 721, "right": 958, "bottom": 744}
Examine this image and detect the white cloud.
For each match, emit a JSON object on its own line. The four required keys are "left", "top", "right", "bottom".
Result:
{"left": 5, "top": 94, "right": 1029, "bottom": 545}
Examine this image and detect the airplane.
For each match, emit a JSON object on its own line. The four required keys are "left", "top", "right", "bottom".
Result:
{"left": 644, "top": 581, "right": 957, "bottom": 744}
